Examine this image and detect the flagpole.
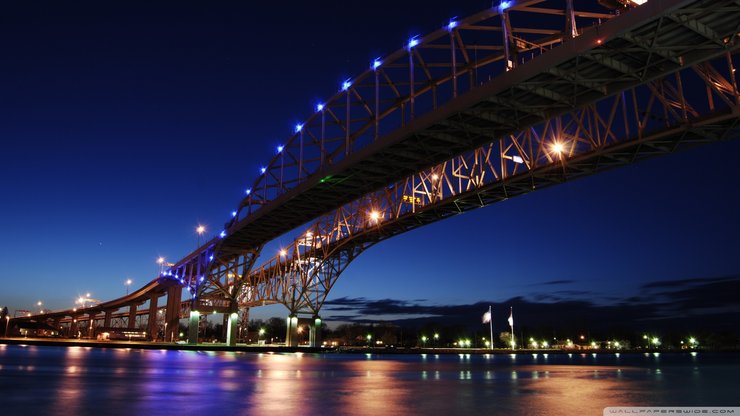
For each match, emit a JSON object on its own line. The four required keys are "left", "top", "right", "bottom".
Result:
{"left": 510, "top": 306, "right": 514, "bottom": 351}
{"left": 488, "top": 305, "right": 493, "bottom": 350}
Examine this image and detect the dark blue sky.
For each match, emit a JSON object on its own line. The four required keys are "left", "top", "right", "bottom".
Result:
{"left": 1, "top": 1, "right": 739, "bottom": 326}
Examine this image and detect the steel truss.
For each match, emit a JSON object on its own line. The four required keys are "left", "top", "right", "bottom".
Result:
{"left": 237, "top": 49, "right": 740, "bottom": 315}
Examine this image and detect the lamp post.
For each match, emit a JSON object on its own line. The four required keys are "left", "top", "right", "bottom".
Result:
{"left": 196, "top": 225, "right": 206, "bottom": 247}
{"left": 258, "top": 328, "right": 265, "bottom": 344}
{"left": 157, "top": 257, "right": 165, "bottom": 274}
{"left": 125, "top": 278, "right": 132, "bottom": 295}
{"left": 434, "top": 333, "right": 439, "bottom": 348}
{"left": 4, "top": 316, "right": 9, "bottom": 338}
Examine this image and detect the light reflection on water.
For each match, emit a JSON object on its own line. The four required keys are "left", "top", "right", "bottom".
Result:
{"left": 0, "top": 347, "right": 738, "bottom": 416}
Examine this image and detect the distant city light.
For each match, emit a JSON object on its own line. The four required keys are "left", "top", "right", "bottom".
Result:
{"left": 372, "top": 58, "right": 382, "bottom": 70}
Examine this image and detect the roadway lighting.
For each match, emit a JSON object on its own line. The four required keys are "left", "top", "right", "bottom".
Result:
{"left": 125, "top": 278, "right": 132, "bottom": 295}
{"left": 295, "top": 124, "right": 303, "bottom": 133}
{"left": 407, "top": 36, "right": 420, "bottom": 49}
{"left": 4, "top": 316, "right": 9, "bottom": 337}
{"left": 372, "top": 58, "right": 382, "bottom": 70}
{"left": 369, "top": 210, "right": 381, "bottom": 223}
{"left": 542, "top": 341, "right": 549, "bottom": 348}
{"left": 196, "top": 225, "right": 206, "bottom": 247}
{"left": 551, "top": 142, "right": 565, "bottom": 155}
{"left": 651, "top": 337, "right": 660, "bottom": 346}
{"left": 342, "top": 79, "right": 352, "bottom": 91}
{"left": 316, "top": 103, "right": 324, "bottom": 112}
{"left": 279, "top": 249, "right": 287, "bottom": 257}
{"left": 447, "top": 19, "right": 458, "bottom": 31}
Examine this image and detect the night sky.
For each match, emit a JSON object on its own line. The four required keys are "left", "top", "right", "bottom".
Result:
{"left": 2, "top": 1, "right": 739, "bottom": 330}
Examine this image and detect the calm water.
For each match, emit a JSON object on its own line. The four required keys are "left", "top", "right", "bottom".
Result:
{"left": 0, "top": 345, "right": 738, "bottom": 415}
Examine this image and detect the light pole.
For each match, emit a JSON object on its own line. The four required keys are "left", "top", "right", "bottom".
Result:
{"left": 4, "top": 316, "right": 9, "bottom": 337}
{"left": 258, "top": 328, "right": 266, "bottom": 344}
{"left": 125, "top": 278, "right": 132, "bottom": 295}
{"left": 157, "top": 257, "right": 165, "bottom": 274}
{"left": 196, "top": 225, "right": 206, "bottom": 247}
{"left": 37, "top": 301, "right": 43, "bottom": 314}
{"left": 434, "top": 333, "right": 439, "bottom": 348}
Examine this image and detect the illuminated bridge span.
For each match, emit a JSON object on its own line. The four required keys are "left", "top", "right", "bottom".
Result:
{"left": 14, "top": 0, "right": 740, "bottom": 347}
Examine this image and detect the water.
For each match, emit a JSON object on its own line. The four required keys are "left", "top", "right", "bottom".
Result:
{"left": 0, "top": 345, "right": 738, "bottom": 415}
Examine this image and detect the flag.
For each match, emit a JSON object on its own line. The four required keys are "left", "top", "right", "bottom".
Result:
{"left": 508, "top": 308, "right": 514, "bottom": 328}
{"left": 482, "top": 310, "right": 491, "bottom": 324}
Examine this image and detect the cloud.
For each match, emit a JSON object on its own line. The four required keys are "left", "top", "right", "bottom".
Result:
{"left": 532, "top": 279, "right": 576, "bottom": 286}
{"left": 322, "top": 275, "right": 740, "bottom": 332}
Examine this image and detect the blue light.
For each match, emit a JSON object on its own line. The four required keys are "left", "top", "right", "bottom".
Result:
{"left": 408, "top": 36, "right": 420, "bottom": 49}
{"left": 245, "top": 188, "right": 251, "bottom": 195}
{"left": 209, "top": 255, "right": 213, "bottom": 261}
{"left": 179, "top": 278, "right": 184, "bottom": 284}
{"left": 260, "top": 167, "right": 266, "bottom": 174}
{"left": 199, "top": 276, "right": 205, "bottom": 282}
{"left": 231, "top": 211, "right": 237, "bottom": 217}
{"left": 277, "top": 145, "right": 284, "bottom": 153}
{"left": 219, "top": 230, "right": 226, "bottom": 238}
{"left": 295, "top": 123, "right": 303, "bottom": 133}
{"left": 316, "top": 103, "right": 324, "bottom": 112}
{"left": 372, "top": 58, "right": 382, "bottom": 70}
{"left": 499, "top": 1, "right": 512, "bottom": 11}
{"left": 447, "top": 19, "right": 458, "bottom": 30}
{"left": 342, "top": 79, "right": 352, "bottom": 91}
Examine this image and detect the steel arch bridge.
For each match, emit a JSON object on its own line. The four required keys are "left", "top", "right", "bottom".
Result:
{"left": 13, "top": 0, "right": 740, "bottom": 347}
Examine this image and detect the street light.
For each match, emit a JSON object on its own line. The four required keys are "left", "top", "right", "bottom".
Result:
{"left": 125, "top": 278, "right": 132, "bottom": 295}
{"left": 421, "top": 335, "right": 428, "bottom": 347}
{"left": 4, "top": 316, "right": 9, "bottom": 338}
{"left": 434, "top": 333, "right": 439, "bottom": 347}
{"left": 259, "top": 328, "right": 266, "bottom": 344}
{"left": 196, "top": 225, "right": 206, "bottom": 247}
{"left": 157, "top": 257, "right": 166, "bottom": 274}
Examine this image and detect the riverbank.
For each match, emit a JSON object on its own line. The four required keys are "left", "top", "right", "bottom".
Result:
{"left": 1, "top": 336, "right": 727, "bottom": 354}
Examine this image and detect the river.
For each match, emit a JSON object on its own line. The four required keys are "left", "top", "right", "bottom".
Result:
{"left": 0, "top": 344, "right": 738, "bottom": 415}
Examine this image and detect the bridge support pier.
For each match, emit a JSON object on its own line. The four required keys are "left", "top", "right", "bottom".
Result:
{"left": 225, "top": 311, "right": 238, "bottom": 347}
{"left": 309, "top": 315, "right": 322, "bottom": 348}
{"left": 147, "top": 294, "right": 159, "bottom": 341}
{"left": 285, "top": 314, "right": 298, "bottom": 347}
{"left": 127, "top": 305, "right": 137, "bottom": 329}
{"left": 164, "top": 285, "right": 181, "bottom": 342}
{"left": 187, "top": 310, "right": 200, "bottom": 344}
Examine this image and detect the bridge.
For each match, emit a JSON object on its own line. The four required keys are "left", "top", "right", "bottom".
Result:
{"left": 10, "top": 0, "right": 740, "bottom": 347}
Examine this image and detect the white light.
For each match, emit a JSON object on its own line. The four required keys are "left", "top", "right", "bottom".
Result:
{"left": 512, "top": 155, "right": 524, "bottom": 164}
{"left": 499, "top": 1, "right": 512, "bottom": 11}
{"left": 447, "top": 19, "right": 458, "bottom": 31}
{"left": 245, "top": 188, "right": 251, "bottom": 195}
{"left": 369, "top": 210, "right": 381, "bottom": 222}
{"left": 295, "top": 124, "right": 303, "bottom": 133}
{"left": 372, "top": 58, "right": 382, "bottom": 70}
{"left": 407, "top": 36, "right": 420, "bottom": 49}
{"left": 551, "top": 142, "right": 564, "bottom": 154}
{"left": 219, "top": 230, "right": 226, "bottom": 238}
{"left": 277, "top": 145, "right": 284, "bottom": 153}
{"left": 231, "top": 211, "right": 237, "bottom": 217}
{"left": 316, "top": 103, "right": 324, "bottom": 112}
{"left": 209, "top": 255, "right": 213, "bottom": 261}
{"left": 279, "top": 249, "right": 287, "bottom": 257}
{"left": 342, "top": 79, "right": 352, "bottom": 91}
{"left": 260, "top": 167, "right": 266, "bottom": 174}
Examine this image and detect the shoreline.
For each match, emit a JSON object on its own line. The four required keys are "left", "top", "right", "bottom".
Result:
{"left": 1, "top": 337, "right": 733, "bottom": 355}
